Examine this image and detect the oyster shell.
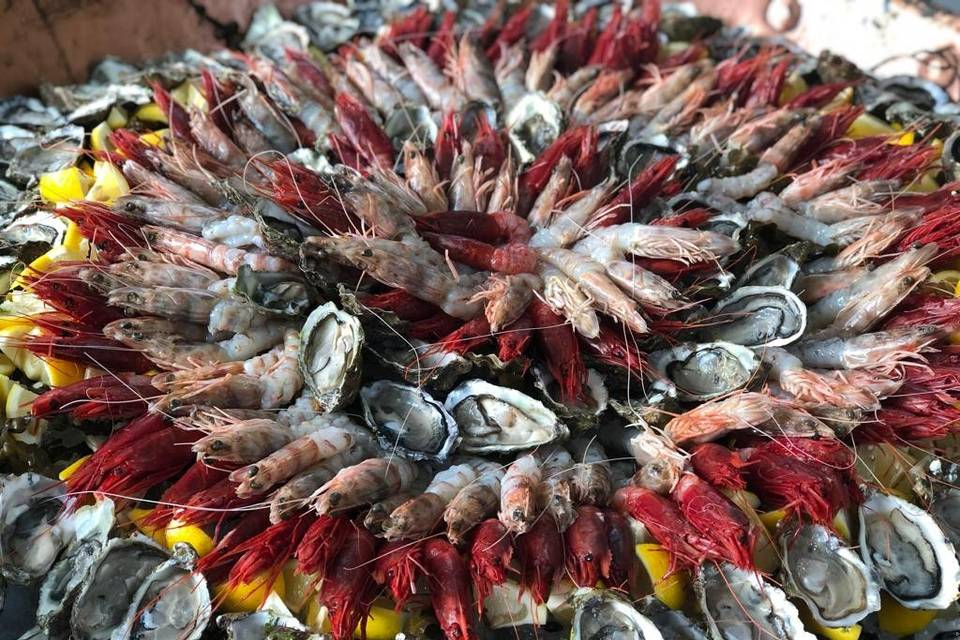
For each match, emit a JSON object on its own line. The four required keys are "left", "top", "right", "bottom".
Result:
{"left": 738, "top": 250, "right": 803, "bottom": 290}
{"left": 780, "top": 523, "right": 880, "bottom": 627}
{"left": 369, "top": 339, "right": 473, "bottom": 391}
{"left": 37, "top": 499, "right": 116, "bottom": 637}
{"left": 111, "top": 545, "right": 211, "bottom": 640}
{"left": 635, "top": 596, "right": 709, "bottom": 640}
{"left": 70, "top": 537, "right": 169, "bottom": 640}
{"left": 703, "top": 286, "right": 806, "bottom": 348}
{"left": 858, "top": 488, "right": 960, "bottom": 610}
{"left": 569, "top": 588, "right": 663, "bottom": 640}
{"left": 650, "top": 342, "right": 760, "bottom": 401}
{"left": 360, "top": 381, "right": 459, "bottom": 461}
{"left": 299, "top": 302, "right": 363, "bottom": 412}
{"left": 0, "top": 473, "right": 74, "bottom": 583}
{"left": 696, "top": 563, "right": 815, "bottom": 640}
{"left": 444, "top": 379, "right": 568, "bottom": 454}
{"left": 532, "top": 367, "right": 609, "bottom": 428}
{"left": 507, "top": 93, "right": 564, "bottom": 165}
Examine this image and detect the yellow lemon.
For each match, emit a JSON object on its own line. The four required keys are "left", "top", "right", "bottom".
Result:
{"left": 758, "top": 508, "right": 788, "bottom": 531}
{"left": 635, "top": 543, "right": 686, "bottom": 610}
{"left": 58, "top": 455, "right": 91, "bottom": 482}
{"left": 106, "top": 106, "right": 129, "bottom": 129}
{"left": 85, "top": 161, "right": 129, "bottom": 203}
{"left": 134, "top": 102, "right": 167, "bottom": 124}
{"left": 877, "top": 594, "right": 938, "bottom": 637}
{"left": 846, "top": 113, "right": 897, "bottom": 139}
{"left": 214, "top": 572, "right": 286, "bottom": 613}
{"left": 165, "top": 518, "right": 215, "bottom": 557}
{"left": 129, "top": 507, "right": 169, "bottom": 547}
{"left": 38, "top": 167, "right": 92, "bottom": 204}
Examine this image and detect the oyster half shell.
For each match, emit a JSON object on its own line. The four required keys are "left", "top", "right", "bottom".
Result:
{"left": 0, "top": 473, "right": 74, "bottom": 584}
{"left": 444, "top": 379, "right": 568, "bottom": 453}
{"left": 704, "top": 286, "right": 806, "bottom": 348}
{"left": 299, "top": 302, "right": 363, "bottom": 412}
{"left": 858, "top": 488, "right": 960, "bottom": 610}
{"left": 360, "top": 381, "right": 459, "bottom": 462}
{"left": 569, "top": 588, "right": 663, "bottom": 640}
{"left": 650, "top": 341, "right": 760, "bottom": 402}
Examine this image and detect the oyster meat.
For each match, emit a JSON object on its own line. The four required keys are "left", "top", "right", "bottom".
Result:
{"left": 507, "top": 93, "right": 564, "bottom": 164}
{"left": 444, "top": 379, "right": 568, "bottom": 453}
{"left": 696, "top": 563, "right": 815, "bottom": 640}
{"left": 858, "top": 488, "right": 960, "bottom": 610}
{"left": 299, "top": 302, "right": 363, "bottom": 412}
{"left": 780, "top": 523, "right": 880, "bottom": 627}
{"left": 0, "top": 473, "right": 74, "bottom": 584}
{"left": 650, "top": 342, "right": 760, "bottom": 401}
{"left": 569, "top": 588, "right": 663, "bottom": 640}
{"left": 360, "top": 380, "right": 459, "bottom": 461}
{"left": 703, "top": 286, "right": 807, "bottom": 348}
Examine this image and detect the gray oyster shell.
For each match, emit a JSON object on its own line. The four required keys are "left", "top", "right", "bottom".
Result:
{"left": 531, "top": 366, "right": 609, "bottom": 428}
{"left": 650, "top": 341, "right": 760, "bottom": 401}
{"left": 444, "top": 379, "right": 568, "bottom": 453}
{"left": 695, "top": 563, "right": 815, "bottom": 640}
{"left": 70, "top": 537, "right": 169, "bottom": 640}
{"left": 37, "top": 499, "right": 116, "bottom": 638}
{"left": 858, "top": 488, "right": 960, "bottom": 610}
{"left": 360, "top": 380, "right": 459, "bottom": 461}
{"left": 635, "top": 596, "right": 709, "bottom": 640}
{"left": 780, "top": 523, "right": 880, "bottom": 627}
{"left": 704, "top": 286, "right": 807, "bottom": 348}
{"left": 569, "top": 588, "right": 663, "bottom": 640}
{"left": 299, "top": 302, "right": 363, "bottom": 412}
{"left": 0, "top": 473, "right": 73, "bottom": 584}
{"left": 507, "top": 93, "right": 564, "bottom": 165}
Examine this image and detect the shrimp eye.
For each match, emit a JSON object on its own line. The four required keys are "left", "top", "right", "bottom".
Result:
{"left": 585, "top": 553, "right": 593, "bottom": 561}
{"left": 361, "top": 249, "right": 373, "bottom": 257}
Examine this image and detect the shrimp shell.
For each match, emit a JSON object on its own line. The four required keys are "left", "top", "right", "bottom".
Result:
{"left": 142, "top": 225, "right": 297, "bottom": 275}
{"left": 269, "top": 447, "right": 367, "bottom": 523}
{"left": 192, "top": 418, "right": 294, "bottom": 464}
{"left": 312, "top": 457, "right": 421, "bottom": 515}
{"left": 499, "top": 453, "right": 542, "bottom": 534}
{"left": 445, "top": 463, "right": 506, "bottom": 544}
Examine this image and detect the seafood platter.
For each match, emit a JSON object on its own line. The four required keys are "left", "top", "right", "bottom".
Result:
{"left": 2, "top": 1, "right": 960, "bottom": 639}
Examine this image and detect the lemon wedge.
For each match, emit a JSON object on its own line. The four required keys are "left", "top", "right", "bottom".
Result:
{"left": 38, "top": 167, "right": 92, "bottom": 204}
{"left": 214, "top": 572, "right": 286, "bottom": 613}
{"left": 846, "top": 113, "right": 897, "bottom": 139}
{"left": 134, "top": 102, "right": 167, "bottom": 124}
{"left": 58, "top": 455, "right": 91, "bottom": 482}
{"left": 85, "top": 161, "right": 129, "bottom": 203}
{"left": 877, "top": 594, "right": 938, "bottom": 636}
{"left": 165, "top": 518, "right": 215, "bottom": 557}
{"left": 635, "top": 543, "right": 687, "bottom": 609}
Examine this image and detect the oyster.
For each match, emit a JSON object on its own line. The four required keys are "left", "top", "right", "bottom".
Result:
{"left": 112, "top": 545, "right": 211, "bottom": 640}
{"left": 635, "top": 596, "right": 709, "bottom": 640}
{"left": 444, "top": 379, "right": 568, "bottom": 453}
{"left": 299, "top": 302, "right": 363, "bottom": 412}
{"left": 858, "top": 488, "right": 960, "bottom": 610}
{"left": 37, "top": 499, "right": 116, "bottom": 637}
{"left": 780, "top": 524, "right": 880, "bottom": 627}
{"left": 360, "top": 381, "right": 459, "bottom": 461}
{"left": 70, "top": 537, "right": 169, "bottom": 640}
{"left": 507, "top": 93, "right": 564, "bottom": 164}
{"left": 704, "top": 286, "right": 806, "bottom": 348}
{"left": 696, "top": 563, "right": 815, "bottom": 640}
{"left": 532, "top": 367, "right": 609, "bottom": 427}
{"left": 373, "top": 339, "right": 473, "bottom": 391}
{"left": 569, "top": 588, "right": 663, "bottom": 640}
{"left": 650, "top": 342, "right": 760, "bottom": 401}
{"left": 218, "top": 593, "right": 314, "bottom": 640}
{"left": 738, "top": 251, "right": 803, "bottom": 290}
{"left": 0, "top": 473, "right": 74, "bottom": 583}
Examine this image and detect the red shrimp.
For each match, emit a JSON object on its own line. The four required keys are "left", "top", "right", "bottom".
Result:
{"left": 602, "top": 509, "right": 634, "bottom": 591}
{"left": 787, "top": 82, "right": 853, "bottom": 109}
{"left": 380, "top": 6, "right": 432, "bottom": 55}
{"left": 143, "top": 461, "right": 229, "bottom": 528}
{"left": 65, "top": 412, "right": 167, "bottom": 493}
{"left": 334, "top": 92, "right": 395, "bottom": 169}
{"left": 434, "top": 112, "right": 461, "bottom": 179}
{"left": 469, "top": 519, "right": 514, "bottom": 613}
{"left": 372, "top": 540, "right": 425, "bottom": 610}
{"left": 430, "top": 317, "right": 493, "bottom": 356}
{"left": 884, "top": 295, "right": 960, "bottom": 330}
{"left": 672, "top": 473, "right": 755, "bottom": 570}
{"left": 200, "top": 68, "right": 238, "bottom": 132}
{"left": 689, "top": 443, "right": 749, "bottom": 491}
{"left": 329, "top": 132, "right": 363, "bottom": 172}
{"left": 859, "top": 406, "right": 960, "bottom": 443}
{"left": 359, "top": 289, "right": 443, "bottom": 322}
{"left": 422, "top": 539, "right": 477, "bottom": 640}
{"left": 57, "top": 202, "right": 145, "bottom": 259}
{"left": 516, "top": 515, "right": 563, "bottom": 604}
{"left": 197, "top": 510, "right": 271, "bottom": 583}
{"left": 559, "top": 7, "right": 598, "bottom": 71}
{"left": 497, "top": 311, "right": 533, "bottom": 362}
{"left": 31, "top": 374, "right": 157, "bottom": 420}
{"left": 614, "top": 485, "right": 724, "bottom": 570}
{"left": 859, "top": 142, "right": 939, "bottom": 182}
{"left": 470, "top": 117, "right": 507, "bottom": 177}
{"left": 227, "top": 514, "right": 316, "bottom": 596}
{"left": 745, "top": 57, "right": 791, "bottom": 109}
{"left": 24, "top": 334, "right": 152, "bottom": 373}
{"left": 408, "top": 313, "right": 464, "bottom": 341}
{"left": 172, "top": 478, "right": 262, "bottom": 531}
{"left": 23, "top": 267, "right": 123, "bottom": 328}
{"left": 587, "top": 5, "right": 621, "bottom": 65}
{"left": 413, "top": 211, "right": 532, "bottom": 244}
{"left": 565, "top": 505, "right": 611, "bottom": 588}
{"left": 421, "top": 233, "right": 538, "bottom": 274}
{"left": 295, "top": 514, "right": 352, "bottom": 576}
{"left": 257, "top": 159, "right": 355, "bottom": 232}
{"left": 151, "top": 82, "right": 194, "bottom": 144}
{"left": 427, "top": 11, "right": 457, "bottom": 67}
{"left": 518, "top": 126, "right": 598, "bottom": 213}
{"left": 651, "top": 207, "right": 714, "bottom": 229}
{"left": 529, "top": 298, "right": 586, "bottom": 402}
{"left": 485, "top": 6, "right": 533, "bottom": 61}
{"left": 580, "top": 324, "right": 649, "bottom": 380}
{"left": 592, "top": 155, "right": 678, "bottom": 228}
{"left": 320, "top": 523, "right": 378, "bottom": 640}
{"left": 108, "top": 129, "right": 157, "bottom": 170}
{"left": 531, "top": 0, "right": 569, "bottom": 52}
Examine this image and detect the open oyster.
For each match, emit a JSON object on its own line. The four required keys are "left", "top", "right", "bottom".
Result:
{"left": 507, "top": 93, "right": 564, "bottom": 164}
{"left": 299, "top": 302, "right": 363, "bottom": 412}
{"left": 444, "top": 379, "right": 568, "bottom": 453}
{"left": 738, "top": 249, "right": 805, "bottom": 290}
{"left": 569, "top": 588, "right": 663, "bottom": 640}
{"left": 37, "top": 499, "right": 115, "bottom": 637}
{"left": 696, "top": 563, "right": 815, "bottom": 640}
{"left": 703, "top": 286, "right": 807, "bottom": 348}
{"left": 858, "top": 488, "right": 960, "bottom": 610}
{"left": 781, "top": 523, "right": 880, "bottom": 627}
{"left": 635, "top": 596, "right": 709, "bottom": 640}
{"left": 0, "top": 473, "right": 74, "bottom": 583}
{"left": 532, "top": 366, "right": 609, "bottom": 428}
{"left": 650, "top": 342, "right": 760, "bottom": 401}
{"left": 360, "top": 381, "right": 459, "bottom": 461}
{"left": 70, "top": 537, "right": 169, "bottom": 640}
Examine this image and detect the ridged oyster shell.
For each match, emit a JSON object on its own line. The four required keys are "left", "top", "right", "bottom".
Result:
{"left": 299, "top": 302, "right": 363, "bottom": 412}
{"left": 0, "top": 473, "right": 73, "bottom": 584}
{"left": 569, "top": 588, "right": 663, "bottom": 640}
{"left": 360, "top": 380, "right": 459, "bottom": 461}
{"left": 703, "top": 286, "right": 807, "bottom": 347}
{"left": 650, "top": 341, "right": 760, "bottom": 401}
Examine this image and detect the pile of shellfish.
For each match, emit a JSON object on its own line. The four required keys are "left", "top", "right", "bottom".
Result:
{"left": 2, "top": 1, "right": 960, "bottom": 639}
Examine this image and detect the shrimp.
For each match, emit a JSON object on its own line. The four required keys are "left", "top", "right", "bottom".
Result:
{"left": 790, "top": 325, "right": 942, "bottom": 371}
{"left": 486, "top": 154, "right": 518, "bottom": 214}
{"left": 529, "top": 176, "right": 617, "bottom": 248}
{"left": 574, "top": 222, "right": 739, "bottom": 266}
{"left": 396, "top": 42, "right": 466, "bottom": 112}
{"left": 493, "top": 41, "right": 527, "bottom": 113}
{"left": 382, "top": 460, "right": 497, "bottom": 541}
{"left": 640, "top": 65, "right": 716, "bottom": 136}
{"left": 663, "top": 391, "right": 802, "bottom": 445}
{"left": 567, "top": 436, "right": 613, "bottom": 505}
{"left": 403, "top": 142, "right": 448, "bottom": 212}
{"left": 142, "top": 225, "right": 296, "bottom": 274}
{"left": 547, "top": 65, "right": 602, "bottom": 111}
{"left": 516, "top": 514, "right": 563, "bottom": 604}
{"left": 106, "top": 286, "right": 220, "bottom": 323}
{"left": 449, "top": 36, "right": 501, "bottom": 109}
{"left": 527, "top": 155, "right": 572, "bottom": 229}
{"left": 191, "top": 417, "right": 294, "bottom": 464}
{"left": 538, "top": 247, "right": 649, "bottom": 334}
{"left": 794, "top": 267, "right": 871, "bottom": 303}
{"left": 469, "top": 519, "right": 513, "bottom": 611}
{"left": 761, "top": 347, "right": 880, "bottom": 410}
{"left": 363, "top": 491, "right": 420, "bottom": 535}
{"left": 525, "top": 42, "right": 558, "bottom": 92}
{"left": 269, "top": 448, "right": 368, "bottom": 523}
{"left": 449, "top": 141, "right": 479, "bottom": 211}
{"left": 344, "top": 57, "right": 405, "bottom": 116}
{"left": 795, "top": 180, "right": 898, "bottom": 223}
{"left": 539, "top": 263, "right": 601, "bottom": 338}
{"left": 473, "top": 273, "right": 540, "bottom": 331}
{"left": 201, "top": 215, "right": 267, "bottom": 250}
{"left": 627, "top": 429, "right": 688, "bottom": 495}
{"left": 499, "top": 453, "right": 542, "bottom": 534}
{"left": 303, "top": 235, "right": 485, "bottom": 319}
{"left": 152, "top": 328, "right": 303, "bottom": 410}
{"left": 539, "top": 448, "right": 577, "bottom": 530}
{"left": 236, "top": 76, "right": 298, "bottom": 153}
{"left": 422, "top": 539, "right": 477, "bottom": 640}
{"left": 671, "top": 472, "right": 756, "bottom": 569}
{"left": 231, "top": 414, "right": 374, "bottom": 496}
{"left": 80, "top": 250, "right": 220, "bottom": 292}
{"left": 114, "top": 195, "right": 228, "bottom": 233}
{"left": 565, "top": 505, "right": 610, "bottom": 587}
{"left": 312, "top": 457, "right": 420, "bottom": 515}
{"left": 571, "top": 69, "right": 632, "bottom": 123}
{"left": 444, "top": 463, "right": 506, "bottom": 544}
{"left": 358, "top": 41, "right": 427, "bottom": 106}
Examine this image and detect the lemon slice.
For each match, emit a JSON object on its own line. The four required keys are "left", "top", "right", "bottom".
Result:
{"left": 846, "top": 113, "right": 897, "bottom": 139}
{"left": 165, "top": 518, "right": 215, "bottom": 557}
{"left": 38, "top": 167, "right": 93, "bottom": 204}
{"left": 85, "top": 161, "right": 129, "bottom": 203}
{"left": 635, "top": 543, "right": 687, "bottom": 609}
{"left": 5, "top": 382, "right": 38, "bottom": 418}
{"left": 877, "top": 594, "right": 938, "bottom": 636}
{"left": 214, "top": 572, "right": 286, "bottom": 613}
{"left": 129, "top": 508, "right": 169, "bottom": 547}
{"left": 926, "top": 270, "right": 960, "bottom": 296}
{"left": 58, "top": 455, "right": 91, "bottom": 482}
{"left": 778, "top": 73, "right": 808, "bottom": 106}
{"left": 134, "top": 102, "right": 167, "bottom": 124}
{"left": 106, "top": 106, "right": 129, "bottom": 129}
{"left": 90, "top": 121, "right": 113, "bottom": 153}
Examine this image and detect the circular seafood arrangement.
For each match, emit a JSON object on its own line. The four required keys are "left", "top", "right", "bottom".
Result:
{"left": 2, "top": 2, "right": 960, "bottom": 639}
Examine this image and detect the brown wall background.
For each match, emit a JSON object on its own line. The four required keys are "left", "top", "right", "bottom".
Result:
{"left": 1, "top": 0, "right": 958, "bottom": 99}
